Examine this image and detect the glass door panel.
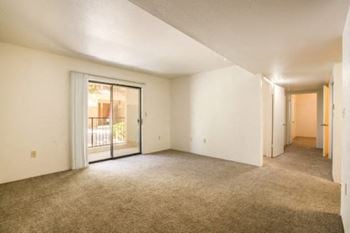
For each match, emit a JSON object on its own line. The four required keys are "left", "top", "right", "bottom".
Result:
{"left": 87, "top": 82, "right": 112, "bottom": 162}
{"left": 112, "top": 86, "right": 141, "bottom": 157}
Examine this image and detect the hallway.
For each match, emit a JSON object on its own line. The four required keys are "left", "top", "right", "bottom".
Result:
{"left": 263, "top": 137, "right": 342, "bottom": 231}
{"left": 266, "top": 137, "right": 332, "bottom": 180}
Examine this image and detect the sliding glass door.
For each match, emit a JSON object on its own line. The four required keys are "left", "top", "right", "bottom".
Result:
{"left": 88, "top": 81, "right": 141, "bottom": 162}
{"left": 112, "top": 85, "right": 141, "bottom": 157}
{"left": 87, "top": 82, "right": 112, "bottom": 162}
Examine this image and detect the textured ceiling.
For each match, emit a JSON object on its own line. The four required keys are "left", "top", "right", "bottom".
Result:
{"left": 0, "top": 0, "right": 231, "bottom": 77}
{"left": 130, "top": 0, "right": 349, "bottom": 90}
{"left": 0, "top": 0, "right": 348, "bottom": 90}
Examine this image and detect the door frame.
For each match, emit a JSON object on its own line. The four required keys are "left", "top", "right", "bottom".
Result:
{"left": 88, "top": 80, "right": 143, "bottom": 164}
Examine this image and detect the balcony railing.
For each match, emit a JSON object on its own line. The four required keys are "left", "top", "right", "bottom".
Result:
{"left": 88, "top": 117, "right": 126, "bottom": 148}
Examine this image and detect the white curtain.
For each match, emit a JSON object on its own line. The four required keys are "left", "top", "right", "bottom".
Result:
{"left": 70, "top": 72, "right": 88, "bottom": 169}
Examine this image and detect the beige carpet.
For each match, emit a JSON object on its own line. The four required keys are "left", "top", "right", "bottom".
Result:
{"left": 0, "top": 138, "right": 343, "bottom": 233}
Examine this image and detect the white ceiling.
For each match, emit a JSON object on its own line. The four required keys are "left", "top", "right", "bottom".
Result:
{"left": 0, "top": 0, "right": 348, "bottom": 90}
{"left": 130, "top": 0, "right": 349, "bottom": 90}
{"left": 0, "top": 0, "right": 231, "bottom": 77}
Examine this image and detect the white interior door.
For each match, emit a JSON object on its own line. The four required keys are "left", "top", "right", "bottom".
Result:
{"left": 290, "top": 95, "right": 296, "bottom": 142}
{"left": 285, "top": 94, "right": 292, "bottom": 145}
{"left": 262, "top": 79, "right": 273, "bottom": 157}
{"left": 273, "top": 85, "right": 286, "bottom": 157}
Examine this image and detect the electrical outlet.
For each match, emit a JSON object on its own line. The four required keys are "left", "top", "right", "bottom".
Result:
{"left": 30, "top": 150, "right": 37, "bottom": 158}
{"left": 203, "top": 138, "right": 207, "bottom": 144}
{"left": 158, "top": 136, "right": 161, "bottom": 140}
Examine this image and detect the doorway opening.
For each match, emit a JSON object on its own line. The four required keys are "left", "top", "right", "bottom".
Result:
{"left": 289, "top": 93, "right": 318, "bottom": 148}
{"left": 87, "top": 81, "right": 142, "bottom": 163}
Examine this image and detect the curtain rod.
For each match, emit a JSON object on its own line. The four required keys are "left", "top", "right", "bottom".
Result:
{"left": 71, "top": 71, "right": 146, "bottom": 85}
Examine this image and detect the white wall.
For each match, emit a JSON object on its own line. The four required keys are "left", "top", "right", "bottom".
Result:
{"left": 332, "top": 63, "right": 343, "bottom": 183}
{"left": 171, "top": 66, "right": 262, "bottom": 166}
{"left": 0, "top": 42, "right": 171, "bottom": 184}
{"left": 342, "top": 11, "right": 350, "bottom": 232}
{"left": 294, "top": 94, "right": 317, "bottom": 138}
